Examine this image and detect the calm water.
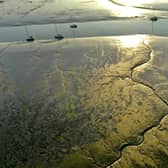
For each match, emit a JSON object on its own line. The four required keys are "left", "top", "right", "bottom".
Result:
{"left": 0, "top": 18, "right": 167, "bottom": 42}
{"left": 112, "top": 0, "right": 168, "bottom": 10}
{"left": 0, "top": 0, "right": 168, "bottom": 42}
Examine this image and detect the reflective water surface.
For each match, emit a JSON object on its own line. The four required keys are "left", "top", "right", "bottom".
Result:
{"left": 0, "top": 18, "right": 168, "bottom": 42}
{"left": 0, "top": 1, "right": 168, "bottom": 168}
{"left": 0, "top": 35, "right": 168, "bottom": 168}
{"left": 0, "top": 0, "right": 168, "bottom": 27}
{"left": 111, "top": 0, "right": 168, "bottom": 10}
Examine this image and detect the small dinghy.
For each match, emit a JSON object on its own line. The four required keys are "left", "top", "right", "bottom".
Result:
{"left": 70, "top": 24, "right": 78, "bottom": 28}
{"left": 26, "top": 36, "right": 34, "bottom": 42}
{"left": 54, "top": 34, "right": 64, "bottom": 40}
{"left": 150, "top": 16, "right": 158, "bottom": 21}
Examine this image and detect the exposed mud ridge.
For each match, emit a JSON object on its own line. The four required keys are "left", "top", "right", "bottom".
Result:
{"left": 105, "top": 41, "right": 168, "bottom": 168}
{"left": 109, "top": 0, "right": 168, "bottom": 11}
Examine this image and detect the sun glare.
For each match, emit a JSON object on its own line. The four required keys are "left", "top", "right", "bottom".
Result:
{"left": 115, "top": 0, "right": 154, "bottom": 7}
{"left": 118, "top": 35, "right": 147, "bottom": 48}
{"left": 96, "top": 0, "right": 145, "bottom": 17}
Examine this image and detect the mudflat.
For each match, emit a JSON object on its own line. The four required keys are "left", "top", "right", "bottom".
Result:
{"left": 0, "top": 35, "right": 168, "bottom": 168}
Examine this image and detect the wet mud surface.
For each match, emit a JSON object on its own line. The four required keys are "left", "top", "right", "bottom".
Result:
{"left": 0, "top": 0, "right": 124, "bottom": 26}
{"left": 0, "top": 0, "right": 165, "bottom": 27}
{"left": 110, "top": 36, "right": 168, "bottom": 168}
{"left": 0, "top": 36, "right": 168, "bottom": 168}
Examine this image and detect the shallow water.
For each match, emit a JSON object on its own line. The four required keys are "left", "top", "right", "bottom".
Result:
{"left": 0, "top": 1, "right": 168, "bottom": 168}
{"left": 0, "top": 0, "right": 168, "bottom": 43}
{"left": 0, "top": 18, "right": 168, "bottom": 42}
{"left": 112, "top": 0, "right": 168, "bottom": 10}
{"left": 0, "top": 0, "right": 168, "bottom": 28}
{"left": 0, "top": 35, "right": 168, "bottom": 168}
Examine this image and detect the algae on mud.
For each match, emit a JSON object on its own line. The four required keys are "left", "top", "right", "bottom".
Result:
{"left": 108, "top": 36, "right": 168, "bottom": 168}
{"left": 0, "top": 36, "right": 168, "bottom": 168}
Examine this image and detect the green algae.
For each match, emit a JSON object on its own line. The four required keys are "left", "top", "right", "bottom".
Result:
{"left": 0, "top": 37, "right": 168, "bottom": 168}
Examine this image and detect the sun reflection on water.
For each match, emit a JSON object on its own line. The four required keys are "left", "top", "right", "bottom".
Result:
{"left": 118, "top": 35, "right": 147, "bottom": 48}
{"left": 96, "top": 0, "right": 146, "bottom": 17}
{"left": 117, "top": 35, "right": 156, "bottom": 69}
{"left": 113, "top": 0, "right": 155, "bottom": 7}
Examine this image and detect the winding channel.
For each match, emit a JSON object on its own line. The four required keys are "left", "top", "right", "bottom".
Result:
{"left": 106, "top": 40, "right": 168, "bottom": 168}
{"left": 0, "top": 27, "right": 168, "bottom": 168}
{"left": 0, "top": 1, "right": 168, "bottom": 168}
